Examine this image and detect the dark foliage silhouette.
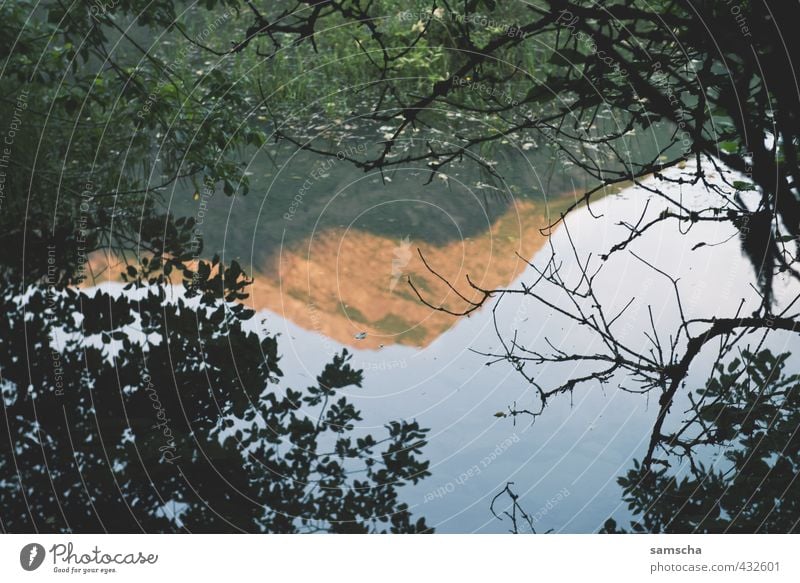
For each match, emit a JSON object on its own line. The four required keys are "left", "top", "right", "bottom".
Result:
{"left": 0, "top": 278, "right": 432, "bottom": 532}
{"left": 602, "top": 350, "right": 800, "bottom": 533}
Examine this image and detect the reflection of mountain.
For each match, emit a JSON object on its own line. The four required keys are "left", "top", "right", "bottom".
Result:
{"left": 168, "top": 141, "right": 590, "bottom": 270}
{"left": 87, "top": 199, "right": 566, "bottom": 349}
{"left": 247, "top": 199, "right": 557, "bottom": 348}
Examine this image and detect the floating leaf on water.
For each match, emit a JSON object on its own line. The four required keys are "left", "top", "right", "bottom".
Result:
{"left": 733, "top": 181, "right": 756, "bottom": 191}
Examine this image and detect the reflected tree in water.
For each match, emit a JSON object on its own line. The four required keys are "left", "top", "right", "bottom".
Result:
{"left": 603, "top": 349, "right": 800, "bottom": 533}
{"left": 0, "top": 273, "right": 431, "bottom": 532}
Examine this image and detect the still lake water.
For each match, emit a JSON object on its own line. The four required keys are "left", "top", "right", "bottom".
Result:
{"left": 90, "top": 140, "right": 800, "bottom": 532}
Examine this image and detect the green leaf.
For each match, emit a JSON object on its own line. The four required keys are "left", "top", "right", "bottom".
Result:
{"left": 524, "top": 85, "right": 552, "bottom": 103}
{"left": 732, "top": 180, "right": 755, "bottom": 191}
{"left": 549, "top": 49, "right": 585, "bottom": 67}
